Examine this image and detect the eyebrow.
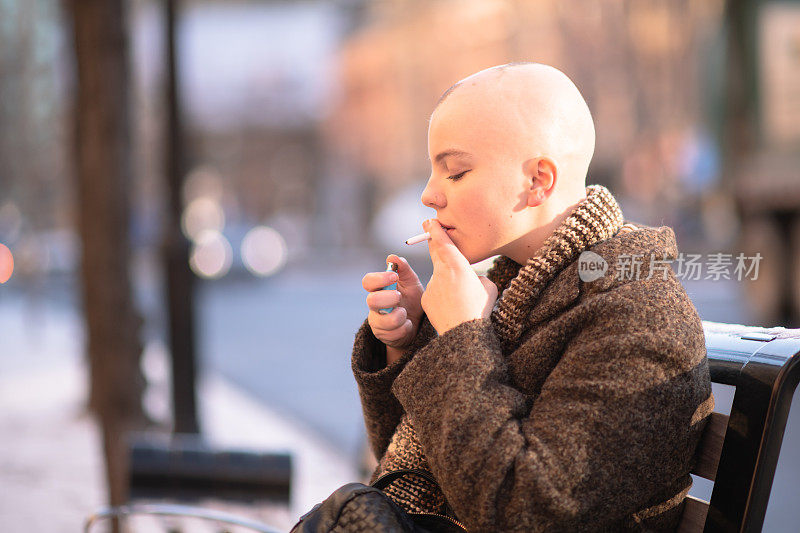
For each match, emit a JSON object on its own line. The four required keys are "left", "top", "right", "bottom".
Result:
{"left": 431, "top": 149, "right": 474, "bottom": 166}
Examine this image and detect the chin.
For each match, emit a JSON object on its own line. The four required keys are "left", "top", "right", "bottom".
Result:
{"left": 455, "top": 241, "right": 493, "bottom": 265}
{"left": 465, "top": 251, "right": 491, "bottom": 265}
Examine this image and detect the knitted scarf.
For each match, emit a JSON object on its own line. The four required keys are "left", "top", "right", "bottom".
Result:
{"left": 375, "top": 184, "right": 626, "bottom": 519}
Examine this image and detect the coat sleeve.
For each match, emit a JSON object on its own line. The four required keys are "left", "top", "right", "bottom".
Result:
{"left": 390, "top": 290, "right": 712, "bottom": 532}
{"left": 351, "top": 314, "right": 438, "bottom": 460}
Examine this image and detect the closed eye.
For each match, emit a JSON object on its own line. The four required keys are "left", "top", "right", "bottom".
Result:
{"left": 447, "top": 170, "right": 468, "bottom": 181}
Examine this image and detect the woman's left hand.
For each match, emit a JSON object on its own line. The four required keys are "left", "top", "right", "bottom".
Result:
{"left": 421, "top": 219, "right": 499, "bottom": 335}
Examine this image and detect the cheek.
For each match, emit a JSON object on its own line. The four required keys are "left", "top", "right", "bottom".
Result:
{"left": 461, "top": 199, "right": 503, "bottom": 243}
{"left": 457, "top": 193, "right": 485, "bottom": 218}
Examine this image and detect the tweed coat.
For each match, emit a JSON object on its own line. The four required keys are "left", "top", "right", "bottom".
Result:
{"left": 351, "top": 185, "right": 713, "bottom": 532}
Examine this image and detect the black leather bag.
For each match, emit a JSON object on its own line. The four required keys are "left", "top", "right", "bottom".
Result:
{"left": 290, "top": 468, "right": 466, "bottom": 533}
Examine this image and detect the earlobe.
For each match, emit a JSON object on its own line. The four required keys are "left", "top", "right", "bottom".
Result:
{"left": 526, "top": 188, "right": 544, "bottom": 207}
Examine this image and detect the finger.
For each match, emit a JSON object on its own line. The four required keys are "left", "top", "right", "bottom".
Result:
{"left": 478, "top": 275, "right": 499, "bottom": 299}
{"left": 477, "top": 275, "right": 499, "bottom": 317}
{"left": 362, "top": 270, "right": 399, "bottom": 292}
{"left": 366, "top": 289, "right": 401, "bottom": 311}
{"left": 423, "top": 219, "right": 465, "bottom": 266}
{"left": 368, "top": 306, "right": 408, "bottom": 331}
{"left": 386, "top": 254, "right": 421, "bottom": 286}
{"left": 373, "top": 320, "right": 413, "bottom": 345}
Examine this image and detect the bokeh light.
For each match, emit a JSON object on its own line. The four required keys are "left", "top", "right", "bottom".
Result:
{"left": 241, "top": 225, "right": 288, "bottom": 277}
{"left": 182, "top": 164, "right": 224, "bottom": 205}
{"left": 0, "top": 243, "right": 13, "bottom": 283}
{"left": 181, "top": 197, "right": 225, "bottom": 241}
{"left": 189, "top": 230, "right": 232, "bottom": 279}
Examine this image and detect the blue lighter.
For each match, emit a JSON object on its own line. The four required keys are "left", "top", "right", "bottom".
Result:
{"left": 379, "top": 261, "right": 399, "bottom": 314}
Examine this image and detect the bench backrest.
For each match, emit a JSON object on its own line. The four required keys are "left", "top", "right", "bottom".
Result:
{"left": 677, "top": 322, "right": 800, "bottom": 532}
{"left": 678, "top": 412, "right": 728, "bottom": 531}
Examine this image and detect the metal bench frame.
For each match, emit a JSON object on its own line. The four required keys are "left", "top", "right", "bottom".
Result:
{"left": 685, "top": 323, "right": 800, "bottom": 532}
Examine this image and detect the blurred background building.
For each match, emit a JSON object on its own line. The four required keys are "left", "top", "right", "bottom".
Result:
{"left": 1, "top": 0, "right": 799, "bottom": 530}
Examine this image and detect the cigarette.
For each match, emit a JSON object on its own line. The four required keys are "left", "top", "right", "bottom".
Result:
{"left": 405, "top": 232, "right": 431, "bottom": 245}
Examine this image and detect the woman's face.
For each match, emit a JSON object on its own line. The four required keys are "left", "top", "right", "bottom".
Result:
{"left": 421, "top": 92, "right": 533, "bottom": 264}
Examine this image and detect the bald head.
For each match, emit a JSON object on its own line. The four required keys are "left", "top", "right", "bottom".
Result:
{"left": 431, "top": 63, "right": 595, "bottom": 197}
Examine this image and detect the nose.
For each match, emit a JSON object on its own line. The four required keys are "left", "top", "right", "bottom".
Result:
{"left": 421, "top": 176, "right": 446, "bottom": 209}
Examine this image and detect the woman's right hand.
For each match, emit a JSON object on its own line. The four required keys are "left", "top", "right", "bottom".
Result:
{"left": 362, "top": 254, "right": 425, "bottom": 353}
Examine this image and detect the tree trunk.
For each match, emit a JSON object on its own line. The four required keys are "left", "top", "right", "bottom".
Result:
{"left": 67, "top": 0, "right": 147, "bottom": 511}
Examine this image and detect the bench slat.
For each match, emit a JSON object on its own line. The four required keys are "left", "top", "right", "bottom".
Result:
{"left": 693, "top": 412, "right": 728, "bottom": 481}
{"left": 677, "top": 495, "right": 710, "bottom": 533}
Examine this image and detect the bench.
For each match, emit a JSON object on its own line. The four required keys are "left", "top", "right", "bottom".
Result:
{"left": 84, "top": 434, "right": 290, "bottom": 532}
{"left": 678, "top": 321, "right": 800, "bottom": 532}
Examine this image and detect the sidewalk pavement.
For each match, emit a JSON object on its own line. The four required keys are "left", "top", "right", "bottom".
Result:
{"left": 0, "top": 298, "right": 360, "bottom": 532}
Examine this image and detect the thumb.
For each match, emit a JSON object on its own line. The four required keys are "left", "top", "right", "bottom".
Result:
{"left": 387, "top": 254, "right": 421, "bottom": 286}
{"left": 478, "top": 275, "right": 499, "bottom": 299}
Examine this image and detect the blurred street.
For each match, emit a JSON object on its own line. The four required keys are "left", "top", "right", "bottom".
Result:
{"left": 197, "top": 253, "right": 378, "bottom": 458}
{"left": 1, "top": 279, "right": 361, "bottom": 531}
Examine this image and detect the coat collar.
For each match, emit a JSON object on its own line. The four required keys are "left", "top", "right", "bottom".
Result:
{"left": 487, "top": 184, "right": 625, "bottom": 351}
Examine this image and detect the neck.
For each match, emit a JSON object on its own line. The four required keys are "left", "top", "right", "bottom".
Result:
{"left": 503, "top": 191, "right": 587, "bottom": 264}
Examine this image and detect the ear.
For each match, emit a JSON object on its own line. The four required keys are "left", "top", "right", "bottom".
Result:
{"left": 523, "top": 157, "right": 557, "bottom": 207}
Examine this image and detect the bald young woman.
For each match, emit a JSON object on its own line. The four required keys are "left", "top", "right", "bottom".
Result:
{"left": 353, "top": 63, "right": 712, "bottom": 532}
